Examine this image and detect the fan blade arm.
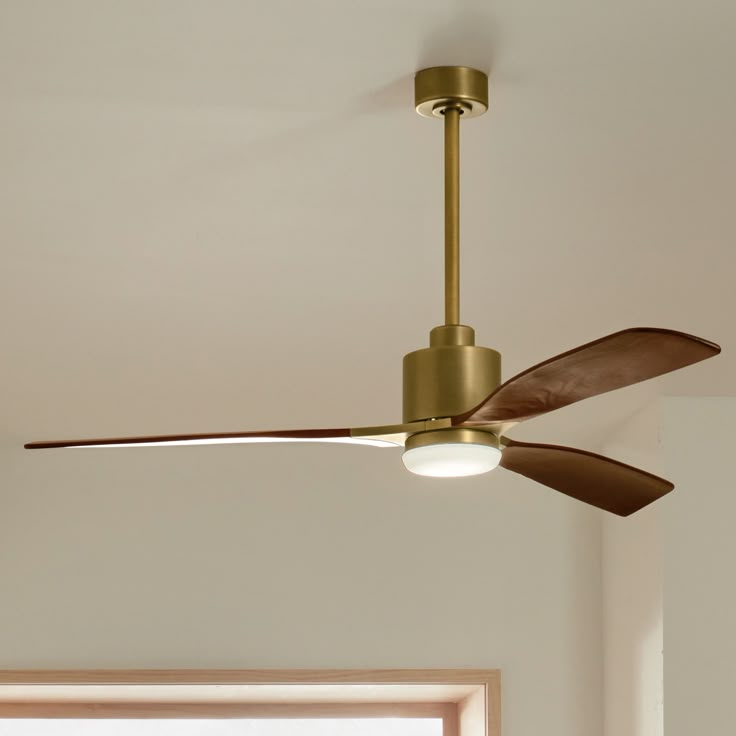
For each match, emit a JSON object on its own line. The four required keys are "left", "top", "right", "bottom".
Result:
{"left": 499, "top": 439, "right": 674, "bottom": 516}
{"left": 454, "top": 327, "right": 720, "bottom": 426}
{"left": 24, "top": 422, "right": 424, "bottom": 450}
{"left": 350, "top": 418, "right": 451, "bottom": 445}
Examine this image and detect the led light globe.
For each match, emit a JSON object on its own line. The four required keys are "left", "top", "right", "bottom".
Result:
{"left": 402, "top": 428, "right": 502, "bottom": 478}
{"left": 402, "top": 442, "right": 501, "bottom": 477}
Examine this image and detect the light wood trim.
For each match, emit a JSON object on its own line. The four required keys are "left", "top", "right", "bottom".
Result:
{"left": 0, "top": 669, "right": 499, "bottom": 736}
{"left": 442, "top": 701, "right": 460, "bottom": 736}
{"left": 0, "top": 669, "right": 498, "bottom": 686}
{"left": 0, "top": 702, "right": 450, "bottom": 719}
{"left": 459, "top": 679, "right": 487, "bottom": 736}
{"left": 485, "top": 670, "right": 501, "bottom": 736}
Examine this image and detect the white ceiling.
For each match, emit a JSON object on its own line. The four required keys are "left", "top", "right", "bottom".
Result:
{"left": 2, "top": 0, "right": 734, "bottom": 451}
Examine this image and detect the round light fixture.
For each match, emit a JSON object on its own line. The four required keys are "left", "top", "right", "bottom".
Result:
{"left": 402, "top": 428, "right": 502, "bottom": 478}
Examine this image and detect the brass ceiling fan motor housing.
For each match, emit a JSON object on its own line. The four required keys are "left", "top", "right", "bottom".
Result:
{"left": 403, "top": 325, "right": 501, "bottom": 423}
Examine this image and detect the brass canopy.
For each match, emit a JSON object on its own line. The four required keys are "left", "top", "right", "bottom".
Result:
{"left": 415, "top": 66, "right": 489, "bottom": 119}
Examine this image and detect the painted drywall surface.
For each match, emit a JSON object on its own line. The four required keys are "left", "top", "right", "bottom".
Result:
{"left": 602, "top": 507, "right": 663, "bottom": 736}
{"left": 662, "top": 397, "right": 736, "bottom": 735}
{"left": 602, "top": 404, "right": 664, "bottom": 736}
{"left": 0, "top": 442, "right": 602, "bottom": 736}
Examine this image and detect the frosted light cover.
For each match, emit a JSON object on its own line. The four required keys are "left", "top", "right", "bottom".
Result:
{"left": 402, "top": 442, "right": 502, "bottom": 477}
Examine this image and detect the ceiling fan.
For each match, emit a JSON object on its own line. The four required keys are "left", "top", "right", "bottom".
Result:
{"left": 26, "top": 67, "right": 720, "bottom": 516}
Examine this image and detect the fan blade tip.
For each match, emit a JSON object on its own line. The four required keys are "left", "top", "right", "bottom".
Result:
{"left": 25, "top": 441, "right": 65, "bottom": 449}
{"left": 616, "top": 479, "right": 675, "bottom": 517}
{"left": 627, "top": 326, "right": 721, "bottom": 352}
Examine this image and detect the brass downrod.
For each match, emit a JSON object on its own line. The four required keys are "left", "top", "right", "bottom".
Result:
{"left": 444, "top": 105, "right": 461, "bottom": 325}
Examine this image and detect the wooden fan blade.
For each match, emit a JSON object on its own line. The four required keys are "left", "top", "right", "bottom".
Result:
{"left": 455, "top": 327, "right": 720, "bottom": 425}
{"left": 500, "top": 439, "right": 674, "bottom": 516}
{"left": 25, "top": 427, "right": 399, "bottom": 450}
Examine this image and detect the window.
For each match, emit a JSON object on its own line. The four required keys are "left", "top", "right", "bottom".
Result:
{"left": 0, "top": 719, "right": 443, "bottom": 736}
{"left": 0, "top": 670, "right": 500, "bottom": 736}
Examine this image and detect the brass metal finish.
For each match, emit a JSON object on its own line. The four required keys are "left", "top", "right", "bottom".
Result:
{"left": 350, "top": 418, "right": 451, "bottom": 447}
{"left": 415, "top": 67, "right": 489, "bottom": 119}
{"left": 414, "top": 67, "right": 489, "bottom": 326}
{"left": 403, "top": 325, "right": 502, "bottom": 423}
{"left": 402, "top": 68, "right": 498, "bottom": 425}
{"left": 445, "top": 106, "right": 460, "bottom": 325}
{"left": 429, "top": 324, "right": 475, "bottom": 347}
{"left": 404, "top": 427, "right": 500, "bottom": 452}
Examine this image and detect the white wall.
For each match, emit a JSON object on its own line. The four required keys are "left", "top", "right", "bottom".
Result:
{"left": 602, "top": 405, "right": 664, "bottom": 736}
{"left": 603, "top": 506, "right": 663, "bottom": 736}
{"left": 0, "top": 440, "right": 603, "bottom": 736}
{"left": 662, "top": 397, "right": 736, "bottom": 735}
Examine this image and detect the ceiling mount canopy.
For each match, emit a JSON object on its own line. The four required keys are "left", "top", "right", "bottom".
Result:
{"left": 414, "top": 66, "right": 489, "bottom": 119}
{"left": 25, "top": 67, "right": 721, "bottom": 517}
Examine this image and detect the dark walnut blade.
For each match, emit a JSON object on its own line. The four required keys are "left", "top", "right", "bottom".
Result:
{"left": 500, "top": 440, "right": 674, "bottom": 516}
{"left": 25, "top": 428, "right": 397, "bottom": 449}
{"left": 455, "top": 327, "right": 720, "bottom": 425}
